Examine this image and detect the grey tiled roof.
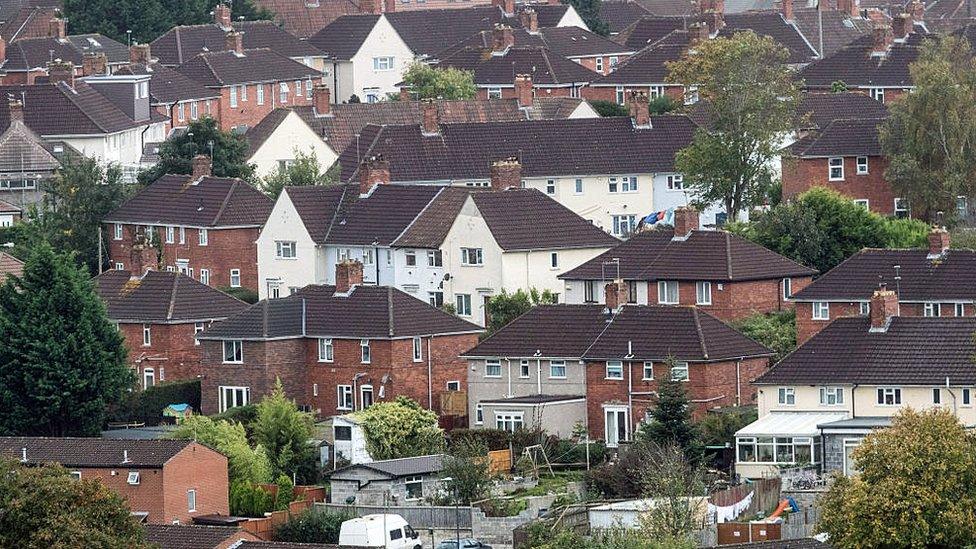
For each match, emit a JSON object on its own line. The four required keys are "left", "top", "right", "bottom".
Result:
{"left": 0, "top": 82, "right": 148, "bottom": 135}
{"left": 798, "top": 29, "right": 927, "bottom": 88}
{"left": 559, "top": 228, "right": 817, "bottom": 281}
{"left": 719, "top": 12, "right": 818, "bottom": 64}
{"left": 462, "top": 304, "right": 772, "bottom": 360}
{"left": 253, "top": 0, "right": 363, "bottom": 39}
{"left": 440, "top": 26, "right": 633, "bottom": 59}
{"left": 2, "top": 34, "right": 128, "bottom": 72}
{"left": 796, "top": 92, "right": 889, "bottom": 130}
{"left": 790, "top": 117, "right": 884, "bottom": 157}
{"left": 176, "top": 48, "right": 323, "bottom": 87}
{"left": 0, "top": 119, "right": 60, "bottom": 174}
{"left": 0, "top": 437, "right": 204, "bottom": 468}
{"left": 198, "top": 284, "right": 482, "bottom": 340}
{"left": 115, "top": 63, "right": 220, "bottom": 104}
{"left": 144, "top": 525, "right": 251, "bottom": 549}
{"left": 434, "top": 45, "right": 599, "bottom": 86}
{"left": 151, "top": 20, "right": 325, "bottom": 66}
{"left": 594, "top": 31, "right": 688, "bottom": 84}
{"left": 791, "top": 8, "right": 870, "bottom": 57}
{"left": 386, "top": 7, "right": 518, "bottom": 57}
{"left": 306, "top": 14, "right": 381, "bottom": 59}
{"left": 94, "top": 270, "right": 248, "bottom": 323}
{"left": 333, "top": 454, "right": 446, "bottom": 479}
{"left": 755, "top": 316, "right": 976, "bottom": 385}
{"left": 600, "top": 0, "right": 654, "bottom": 33}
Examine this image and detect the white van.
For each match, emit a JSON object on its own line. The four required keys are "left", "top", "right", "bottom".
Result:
{"left": 338, "top": 514, "right": 422, "bottom": 549}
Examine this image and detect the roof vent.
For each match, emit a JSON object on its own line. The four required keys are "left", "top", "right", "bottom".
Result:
{"left": 122, "top": 449, "right": 131, "bottom": 463}
{"left": 20, "top": 447, "right": 27, "bottom": 462}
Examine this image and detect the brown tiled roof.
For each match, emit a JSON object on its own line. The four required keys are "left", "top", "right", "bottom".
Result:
{"left": 434, "top": 46, "right": 599, "bottom": 86}
{"left": 791, "top": 8, "right": 870, "bottom": 57}
{"left": 631, "top": 0, "right": 693, "bottom": 16}
{"left": 798, "top": 29, "right": 927, "bottom": 88}
{"left": 283, "top": 184, "right": 347, "bottom": 244}
{"left": 601, "top": 0, "right": 654, "bottom": 34}
{"left": 2, "top": 34, "right": 128, "bottom": 72}
{"left": 0, "top": 251, "right": 24, "bottom": 285}
{"left": 176, "top": 48, "right": 323, "bottom": 87}
{"left": 339, "top": 115, "right": 698, "bottom": 182}
{"left": 754, "top": 316, "right": 976, "bottom": 385}
{"left": 527, "top": 96, "right": 589, "bottom": 119}
{"left": 792, "top": 248, "right": 976, "bottom": 302}
{"left": 115, "top": 63, "right": 220, "bottom": 105}
{"left": 94, "top": 270, "right": 248, "bottom": 323}
{"left": 559, "top": 228, "right": 817, "bottom": 281}
{"left": 198, "top": 284, "right": 482, "bottom": 340}
{"left": 145, "top": 525, "right": 252, "bottom": 549}
{"left": 614, "top": 15, "right": 688, "bottom": 49}
{"left": 253, "top": 0, "right": 363, "bottom": 39}
{"left": 393, "top": 186, "right": 475, "bottom": 248}
{"left": 105, "top": 174, "right": 273, "bottom": 228}
{"left": 152, "top": 20, "right": 324, "bottom": 66}
{"left": 0, "top": 198, "right": 21, "bottom": 212}
{"left": 237, "top": 542, "right": 339, "bottom": 549}
{"left": 594, "top": 31, "right": 687, "bottom": 84}
{"left": 796, "top": 91, "right": 888, "bottom": 130}
{"left": 0, "top": 82, "right": 147, "bottom": 135}
{"left": 462, "top": 304, "right": 772, "bottom": 361}
{"left": 293, "top": 99, "right": 525, "bottom": 155}
{"left": 440, "top": 26, "right": 633, "bottom": 59}
{"left": 0, "top": 437, "right": 204, "bottom": 468}
{"left": 790, "top": 117, "right": 884, "bottom": 157}
{"left": 527, "top": 4, "right": 572, "bottom": 27}
{"left": 0, "top": 5, "right": 60, "bottom": 42}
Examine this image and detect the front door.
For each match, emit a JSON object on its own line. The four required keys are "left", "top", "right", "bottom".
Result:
{"left": 605, "top": 407, "right": 629, "bottom": 447}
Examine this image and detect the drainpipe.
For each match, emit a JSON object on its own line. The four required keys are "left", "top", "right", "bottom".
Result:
{"left": 537, "top": 358, "right": 542, "bottom": 394}
{"left": 735, "top": 360, "right": 741, "bottom": 406}
{"left": 506, "top": 358, "right": 512, "bottom": 397}
{"left": 627, "top": 359, "right": 633, "bottom": 438}
{"left": 427, "top": 336, "right": 433, "bottom": 410}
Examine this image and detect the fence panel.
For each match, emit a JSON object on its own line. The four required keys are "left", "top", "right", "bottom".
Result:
{"left": 709, "top": 477, "right": 782, "bottom": 519}
{"left": 316, "top": 502, "right": 473, "bottom": 529}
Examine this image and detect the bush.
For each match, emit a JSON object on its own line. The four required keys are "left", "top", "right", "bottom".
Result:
{"left": 589, "top": 100, "right": 629, "bottom": 117}
{"left": 550, "top": 437, "right": 607, "bottom": 465}
{"left": 275, "top": 509, "right": 353, "bottom": 543}
{"left": 732, "top": 310, "right": 796, "bottom": 362}
{"left": 230, "top": 481, "right": 274, "bottom": 517}
{"left": 220, "top": 286, "right": 259, "bottom": 304}
{"left": 274, "top": 474, "right": 295, "bottom": 511}
{"left": 649, "top": 95, "right": 679, "bottom": 115}
{"left": 108, "top": 379, "right": 201, "bottom": 426}
{"left": 448, "top": 428, "right": 511, "bottom": 451}
{"left": 212, "top": 404, "right": 259, "bottom": 435}
{"left": 697, "top": 408, "right": 758, "bottom": 448}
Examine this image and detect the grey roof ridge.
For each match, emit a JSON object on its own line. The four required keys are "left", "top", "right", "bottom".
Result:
{"left": 166, "top": 272, "right": 180, "bottom": 321}
{"left": 691, "top": 306, "right": 708, "bottom": 360}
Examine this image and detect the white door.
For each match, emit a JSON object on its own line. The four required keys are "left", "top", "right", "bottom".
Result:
{"left": 843, "top": 438, "right": 861, "bottom": 475}
{"left": 605, "top": 407, "right": 629, "bottom": 447}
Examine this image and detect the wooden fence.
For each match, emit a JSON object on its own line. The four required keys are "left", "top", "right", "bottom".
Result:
{"left": 709, "top": 477, "right": 782, "bottom": 519}
{"left": 239, "top": 485, "right": 327, "bottom": 540}
{"left": 488, "top": 449, "right": 513, "bottom": 475}
{"left": 316, "top": 502, "right": 473, "bottom": 530}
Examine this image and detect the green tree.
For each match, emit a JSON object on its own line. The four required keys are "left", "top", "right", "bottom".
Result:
{"left": 0, "top": 244, "right": 132, "bottom": 436}
{"left": 139, "top": 117, "right": 254, "bottom": 184}
{"left": 355, "top": 396, "right": 444, "bottom": 461}
{"left": 170, "top": 415, "right": 272, "bottom": 485}
{"left": 638, "top": 357, "right": 702, "bottom": 464}
{"left": 252, "top": 378, "right": 315, "bottom": 481}
{"left": 0, "top": 460, "right": 152, "bottom": 548}
{"left": 732, "top": 310, "right": 795, "bottom": 362}
{"left": 560, "top": 0, "right": 609, "bottom": 36}
{"left": 649, "top": 95, "right": 678, "bottom": 115}
{"left": 638, "top": 443, "right": 707, "bottom": 540}
{"left": 400, "top": 62, "right": 476, "bottom": 100}
{"left": 667, "top": 31, "right": 799, "bottom": 221}
{"left": 588, "top": 100, "right": 630, "bottom": 117}
{"left": 696, "top": 408, "right": 758, "bottom": 449}
{"left": 259, "top": 150, "right": 339, "bottom": 199}
{"left": 275, "top": 509, "right": 353, "bottom": 543}
{"left": 728, "top": 187, "right": 930, "bottom": 274}
{"left": 441, "top": 438, "right": 494, "bottom": 504}
{"left": 818, "top": 408, "right": 976, "bottom": 548}
{"left": 830, "top": 80, "right": 849, "bottom": 93}
{"left": 486, "top": 288, "right": 557, "bottom": 334}
{"left": 881, "top": 36, "right": 976, "bottom": 224}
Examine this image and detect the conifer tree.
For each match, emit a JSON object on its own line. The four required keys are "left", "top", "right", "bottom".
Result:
{"left": 639, "top": 356, "right": 703, "bottom": 464}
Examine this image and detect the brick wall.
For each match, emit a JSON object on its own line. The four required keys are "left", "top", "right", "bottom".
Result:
{"left": 164, "top": 99, "right": 221, "bottom": 133}
{"left": 81, "top": 466, "right": 167, "bottom": 522}
{"left": 200, "top": 338, "right": 307, "bottom": 414}
{"left": 162, "top": 443, "right": 229, "bottom": 523}
{"left": 782, "top": 155, "right": 895, "bottom": 215}
{"left": 575, "top": 54, "right": 632, "bottom": 76}
{"left": 644, "top": 277, "right": 812, "bottom": 323}
{"left": 106, "top": 223, "right": 262, "bottom": 291}
{"left": 581, "top": 85, "right": 684, "bottom": 103}
{"left": 215, "top": 80, "right": 316, "bottom": 131}
{"left": 119, "top": 322, "right": 213, "bottom": 386}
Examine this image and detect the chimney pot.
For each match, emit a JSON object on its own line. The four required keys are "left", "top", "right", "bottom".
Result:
{"left": 604, "top": 279, "right": 629, "bottom": 311}
{"left": 420, "top": 99, "right": 439, "bottom": 135}
{"left": 519, "top": 7, "right": 539, "bottom": 32}
{"left": 191, "top": 154, "right": 212, "bottom": 179}
{"left": 672, "top": 206, "right": 699, "bottom": 237}
{"left": 225, "top": 31, "right": 244, "bottom": 54}
{"left": 928, "top": 226, "right": 950, "bottom": 257}
{"left": 872, "top": 22, "right": 893, "bottom": 54}
{"left": 8, "top": 97, "right": 23, "bottom": 123}
{"left": 514, "top": 74, "right": 533, "bottom": 108}
{"left": 869, "top": 288, "right": 898, "bottom": 331}
{"left": 359, "top": 154, "right": 390, "bottom": 194}
{"left": 629, "top": 91, "right": 650, "bottom": 128}
{"left": 490, "top": 157, "right": 522, "bottom": 190}
{"left": 492, "top": 0, "right": 516, "bottom": 15}
{"left": 130, "top": 43, "right": 152, "bottom": 65}
{"left": 82, "top": 52, "right": 107, "bottom": 76}
{"left": 214, "top": 3, "right": 232, "bottom": 28}
{"left": 892, "top": 13, "right": 912, "bottom": 39}
{"left": 48, "top": 17, "right": 65, "bottom": 39}
{"left": 491, "top": 24, "right": 515, "bottom": 53}
{"left": 335, "top": 260, "right": 364, "bottom": 293}
{"left": 46, "top": 60, "right": 74, "bottom": 88}
{"left": 313, "top": 85, "right": 332, "bottom": 116}
{"left": 782, "top": 0, "right": 794, "bottom": 21}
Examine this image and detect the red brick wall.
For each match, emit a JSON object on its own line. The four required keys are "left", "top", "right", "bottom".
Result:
{"left": 80, "top": 466, "right": 167, "bottom": 522}
{"left": 160, "top": 100, "right": 221, "bottom": 133}
{"left": 200, "top": 338, "right": 307, "bottom": 414}
{"left": 581, "top": 85, "right": 684, "bottom": 103}
{"left": 575, "top": 54, "right": 632, "bottom": 76}
{"left": 782, "top": 155, "right": 895, "bottom": 215}
{"left": 796, "top": 300, "right": 970, "bottom": 344}
{"left": 584, "top": 357, "right": 769, "bottom": 442}
{"left": 162, "top": 443, "right": 229, "bottom": 523}
{"left": 644, "top": 277, "right": 812, "bottom": 323}
{"left": 119, "top": 322, "right": 216, "bottom": 386}
{"left": 476, "top": 86, "right": 577, "bottom": 100}
{"left": 106, "top": 223, "right": 261, "bottom": 291}
{"left": 215, "top": 80, "right": 316, "bottom": 131}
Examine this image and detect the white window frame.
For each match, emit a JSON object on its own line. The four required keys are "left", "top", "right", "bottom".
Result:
{"left": 695, "top": 281, "right": 711, "bottom": 305}
{"left": 337, "top": 385, "right": 353, "bottom": 410}
{"left": 615, "top": 86, "right": 625, "bottom": 104}
{"left": 868, "top": 87, "right": 885, "bottom": 102}
{"left": 670, "top": 361, "right": 689, "bottom": 381}
{"left": 219, "top": 386, "right": 250, "bottom": 412}
{"left": 229, "top": 85, "right": 238, "bottom": 108}
{"left": 877, "top": 387, "right": 902, "bottom": 406}
{"left": 275, "top": 240, "right": 297, "bottom": 259}
{"left": 485, "top": 359, "right": 502, "bottom": 378}
{"left": 143, "top": 367, "right": 155, "bottom": 390}
{"left": 142, "top": 323, "right": 151, "bottom": 346}
{"left": 280, "top": 82, "right": 289, "bottom": 103}
{"left": 782, "top": 278, "right": 792, "bottom": 300}
{"left": 165, "top": 226, "right": 175, "bottom": 243}
{"left": 114, "top": 223, "right": 123, "bottom": 240}
{"left": 179, "top": 226, "right": 185, "bottom": 244}
{"left": 595, "top": 57, "right": 603, "bottom": 73}
{"left": 549, "top": 360, "right": 567, "bottom": 379}
{"left": 657, "top": 280, "right": 679, "bottom": 305}
{"left": 819, "top": 386, "right": 845, "bottom": 406}
{"left": 812, "top": 302, "right": 830, "bottom": 320}
{"left": 200, "top": 268, "right": 210, "bottom": 285}
{"left": 412, "top": 336, "right": 423, "bottom": 362}
{"left": 456, "top": 294, "right": 472, "bottom": 316}
{"left": 360, "top": 384, "right": 374, "bottom": 408}
{"left": 427, "top": 249, "right": 443, "bottom": 267}
{"left": 198, "top": 228, "right": 208, "bottom": 246}
{"left": 194, "top": 322, "right": 205, "bottom": 345}
{"left": 955, "top": 303, "right": 965, "bottom": 317}
{"left": 666, "top": 174, "right": 684, "bottom": 190}
{"left": 487, "top": 87, "right": 502, "bottom": 100}
{"left": 964, "top": 388, "right": 972, "bottom": 406}
{"left": 404, "top": 475, "right": 424, "bottom": 500}
{"left": 230, "top": 269, "right": 241, "bottom": 288}
{"left": 360, "top": 338, "right": 371, "bottom": 363}
{"left": 519, "top": 360, "right": 530, "bottom": 378}
{"left": 256, "top": 84, "right": 265, "bottom": 105}
{"left": 495, "top": 411, "right": 524, "bottom": 432}
{"left": 605, "top": 360, "right": 623, "bottom": 380}
{"left": 924, "top": 302, "right": 941, "bottom": 317}
{"left": 856, "top": 156, "right": 869, "bottom": 175}
{"left": 550, "top": 252, "right": 559, "bottom": 269}
{"left": 642, "top": 361, "right": 653, "bottom": 380}
{"left": 187, "top": 489, "right": 197, "bottom": 512}
{"left": 475, "top": 404, "right": 484, "bottom": 424}
{"left": 828, "top": 157, "right": 844, "bottom": 181}
{"left": 127, "top": 471, "right": 140, "bottom": 485}
{"left": 460, "top": 247, "right": 484, "bottom": 266}
{"left": 373, "top": 56, "right": 394, "bottom": 71}
{"left": 574, "top": 178, "right": 583, "bottom": 194}
{"left": 318, "top": 338, "right": 334, "bottom": 362}
{"left": 546, "top": 179, "right": 555, "bottom": 195}
{"left": 222, "top": 340, "right": 243, "bottom": 363}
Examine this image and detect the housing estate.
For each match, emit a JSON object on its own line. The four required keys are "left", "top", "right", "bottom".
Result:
{"left": 0, "top": 437, "right": 229, "bottom": 524}
{"left": 0, "top": 19, "right": 131, "bottom": 84}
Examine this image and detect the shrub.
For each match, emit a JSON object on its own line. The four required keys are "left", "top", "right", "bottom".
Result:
{"left": 449, "top": 428, "right": 511, "bottom": 451}
{"left": 732, "top": 310, "right": 796, "bottom": 362}
{"left": 649, "top": 95, "right": 678, "bottom": 114}
{"left": 274, "top": 474, "right": 295, "bottom": 511}
{"left": 230, "top": 481, "right": 274, "bottom": 517}
{"left": 275, "top": 509, "right": 353, "bottom": 543}
{"left": 108, "top": 379, "right": 201, "bottom": 426}
{"left": 220, "top": 286, "right": 259, "bottom": 304}
{"left": 589, "top": 100, "right": 629, "bottom": 117}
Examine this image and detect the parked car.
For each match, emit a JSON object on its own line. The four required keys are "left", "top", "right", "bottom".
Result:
{"left": 339, "top": 514, "right": 421, "bottom": 549}
{"left": 436, "top": 539, "right": 493, "bottom": 549}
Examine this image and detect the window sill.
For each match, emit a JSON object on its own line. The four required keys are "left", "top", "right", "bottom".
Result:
{"left": 275, "top": 257, "right": 299, "bottom": 261}
{"left": 484, "top": 375, "right": 502, "bottom": 379}
{"left": 605, "top": 376, "right": 623, "bottom": 381}
{"left": 222, "top": 361, "right": 244, "bottom": 365}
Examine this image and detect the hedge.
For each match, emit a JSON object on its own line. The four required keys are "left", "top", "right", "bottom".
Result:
{"left": 109, "top": 379, "right": 201, "bottom": 426}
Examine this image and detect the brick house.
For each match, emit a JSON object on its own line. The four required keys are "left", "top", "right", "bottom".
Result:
{"left": 103, "top": 156, "right": 273, "bottom": 292}
{"left": 791, "top": 227, "right": 976, "bottom": 343}
{"left": 461, "top": 283, "right": 772, "bottom": 446}
{"left": 175, "top": 33, "right": 324, "bottom": 132}
{"left": 0, "top": 438, "right": 228, "bottom": 524}
{"left": 195, "top": 261, "right": 482, "bottom": 416}
{"left": 559, "top": 207, "right": 817, "bottom": 322}
{"left": 583, "top": 29, "right": 688, "bottom": 104}
{"left": 0, "top": 18, "right": 132, "bottom": 84}
{"left": 94, "top": 270, "right": 249, "bottom": 388}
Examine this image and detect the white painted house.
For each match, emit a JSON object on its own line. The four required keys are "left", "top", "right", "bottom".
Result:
{"left": 245, "top": 108, "right": 338, "bottom": 178}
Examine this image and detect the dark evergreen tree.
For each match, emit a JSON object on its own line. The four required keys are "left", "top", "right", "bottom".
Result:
{"left": 639, "top": 356, "right": 704, "bottom": 463}
{"left": 561, "top": 0, "right": 609, "bottom": 36}
{"left": 0, "top": 244, "right": 133, "bottom": 436}
{"left": 138, "top": 117, "right": 254, "bottom": 184}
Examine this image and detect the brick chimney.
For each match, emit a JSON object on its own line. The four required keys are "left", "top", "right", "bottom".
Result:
{"left": 629, "top": 91, "right": 650, "bottom": 128}
{"left": 689, "top": 22, "right": 710, "bottom": 48}
{"left": 492, "top": 24, "right": 515, "bottom": 53}
{"left": 384, "top": 0, "right": 396, "bottom": 12}
{"left": 672, "top": 206, "right": 699, "bottom": 238}
{"left": 871, "top": 23, "right": 893, "bottom": 55}
{"left": 130, "top": 43, "right": 151, "bottom": 65}
{"left": 928, "top": 226, "right": 950, "bottom": 258}
{"left": 490, "top": 157, "right": 522, "bottom": 190}
{"left": 0, "top": 36, "right": 7, "bottom": 68}
{"left": 519, "top": 8, "right": 539, "bottom": 32}
{"left": 360, "top": 0, "right": 383, "bottom": 14}
{"left": 335, "top": 260, "right": 364, "bottom": 294}
{"left": 48, "top": 17, "right": 65, "bottom": 39}
{"left": 46, "top": 60, "right": 74, "bottom": 87}
{"left": 313, "top": 85, "right": 332, "bottom": 116}
{"left": 214, "top": 3, "right": 232, "bottom": 29}
{"left": 82, "top": 52, "right": 107, "bottom": 76}
{"left": 703, "top": 10, "right": 724, "bottom": 35}
{"left": 869, "top": 285, "right": 898, "bottom": 331}
{"left": 492, "top": 0, "right": 515, "bottom": 15}
{"left": 399, "top": 87, "right": 411, "bottom": 101}
{"left": 514, "top": 74, "right": 533, "bottom": 108}
{"left": 604, "top": 279, "right": 629, "bottom": 312}
{"left": 909, "top": 0, "right": 924, "bottom": 21}
{"left": 225, "top": 31, "right": 244, "bottom": 55}
{"left": 782, "top": 0, "right": 794, "bottom": 21}
{"left": 192, "top": 154, "right": 212, "bottom": 179}
{"left": 8, "top": 97, "right": 23, "bottom": 123}
{"left": 891, "top": 13, "right": 912, "bottom": 39}
{"left": 359, "top": 154, "right": 390, "bottom": 195}
{"left": 836, "top": 0, "right": 860, "bottom": 17}
{"left": 420, "top": 99, "right": 439, "bottom": 135}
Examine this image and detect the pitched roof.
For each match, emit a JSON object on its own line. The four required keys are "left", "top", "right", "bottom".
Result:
{"left": 754, "top": 316, "right": 976, "bottom": 385}
{"left": 305, "top": 14, "right": 381, "bottom": 60}
{"left": 198, "top": 284, "right": 482, "bottom": 340}
{"left": 385, "top": 7, "right": 518, "bottom": 57}
{"left": 559, "top": 228, "right": 817, "bottom": 281}
{"left": 105, "top": 174, "right": 273, "bottom": 228}
{"left": 797, "top": 29, "right": 927, "bottom": 88}
{"left": 0, "top": 118, "right": 61, "bottom": 174}
{"left": 594, "top": 31, "right": 688, "bottom": 84}
{"left": 632, "top": 0, "right": 693, "bottom": 16}
{"left": 600, "top": 0, "right": 654, "bottom": 34}
{"left": 791, "top": 8, "right": 870, "bottom": 57}
{"left": 94, "top": 270, "right": 249, "bottom": 323}
{"left": 253, "top": 0, "right": 363, "bottom": 38}
{"left": 440, "top": 26, "right": 633, "bottom": 59}
{"left": 292, "top": 98, "right": 526, "bottom": 155}
{"left": 792, "top": 247, "right": 976, "bottom": 301}
{"left": 115, "top": 63, "right": 220, "bottom": 104}
{"left": 719, "top": 12, "right": 818, "bottom": 64}
{"left": 0, "top": 4, "right": 59, "bottom": 42}
{"left": 795, "top": 91, "right": 889, "bottom": 130}
{"left": 394, "top": 187, "right": 620, "bottom": 250}
{"left": 529, "top": 4, "right": 574, "bottom": 27}
{"left": 339, "top": 115, "right": 698, "bottom": 182}
{"left": 332, "top": 454, "right": 445, "bottom": 479}
{"left": 2, "top": 34, "right": 128, "bottom": 72}
{"left": 144, "top": 525, "right": 252, "bottom": 549}
{"left": 245, "top": 108, "right": 296, "bottom": 157}
{"left": 176, "top": 48, "right": 323, "bottom": 87}
{"left": 0, "top": 82, "right": 148, "bottom": 135}
{"left": 462, "top": 304, "right": 772, "bottom": 361}
{"left": 434, "top": 45, "right": 599, "bottom": 87}
{"left": 613, "top": 16, "right": 690, "bottom": 49}
{"left": 790, "top": 117, "right": 884, "bottom": 157}
{"left": 0, "top": 198, "right": 21, "bottom": 212}
{"left": 527, "top": 96, "right": 591, "bottom": 119}
{"left": 0, "top": 251, "right": 24, "bottom": 285}
{"left": 0, "top": 437, "right": 205, "bottom": 468}
{"left": 151, "top": 20, "right": 324, "bottom": 66}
